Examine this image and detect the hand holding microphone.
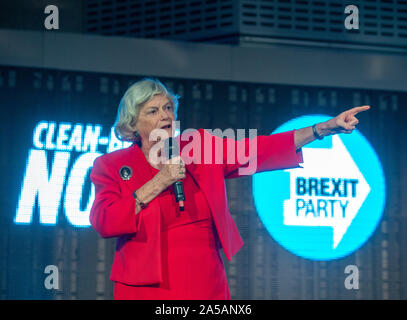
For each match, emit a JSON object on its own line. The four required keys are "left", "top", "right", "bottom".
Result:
{"left": 169, "top": 156, "right": 186, "bottom": 212}
{"left": 158, "top": 138, "right": 186, "bottom": 211}
{"left": 161, "top": 156, "right": 186, "bottom": 184}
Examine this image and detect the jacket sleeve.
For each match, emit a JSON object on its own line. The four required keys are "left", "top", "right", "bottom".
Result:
{"left": 89, "top": 156, "right": 142, "bottom": 238}
{"left": 222, "top": 129, "right": 304, "bottom": 179}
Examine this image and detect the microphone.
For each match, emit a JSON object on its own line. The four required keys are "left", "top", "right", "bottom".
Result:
{"left": 165, "top": 137, "right": 185, "bottom": 211}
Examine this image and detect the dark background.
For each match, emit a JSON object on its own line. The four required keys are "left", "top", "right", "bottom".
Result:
{"left": 0, "top": 0, "right": 406, "bottom": 299}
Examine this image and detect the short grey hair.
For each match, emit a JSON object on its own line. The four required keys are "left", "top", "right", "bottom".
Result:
{"left": 114, "top": 78, "right": 180, "bottom": 142}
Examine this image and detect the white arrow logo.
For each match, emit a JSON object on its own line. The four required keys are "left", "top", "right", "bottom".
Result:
{"left": 283, "top": 135, "right": 370, "bottom": 249}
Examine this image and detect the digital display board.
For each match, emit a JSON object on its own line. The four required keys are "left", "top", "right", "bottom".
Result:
{"left": 14, "top": 121, "right": 132, "bottom": 227}
{"left": 1, "top": 65, "right": 403, "bottom": 299}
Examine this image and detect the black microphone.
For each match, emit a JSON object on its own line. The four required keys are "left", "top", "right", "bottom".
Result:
{"left": 165, "top": 137, "right": 185, "bottom": 211}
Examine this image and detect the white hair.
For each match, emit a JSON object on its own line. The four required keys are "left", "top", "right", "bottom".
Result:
{"left": 114, "top": 78, "right": 180, "bottom": 142}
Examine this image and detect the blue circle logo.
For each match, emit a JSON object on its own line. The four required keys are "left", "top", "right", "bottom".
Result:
{"left": 253, "top": 115, "right": 386, "bottom": 260}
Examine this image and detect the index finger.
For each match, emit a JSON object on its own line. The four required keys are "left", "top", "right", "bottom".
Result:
{"left": 349, "top": 105, "right": 370, "bottom": 115}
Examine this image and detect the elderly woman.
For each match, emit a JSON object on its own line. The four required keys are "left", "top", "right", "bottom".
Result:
{"left": 89, "top": 78, "right": 369, "bottom": 300}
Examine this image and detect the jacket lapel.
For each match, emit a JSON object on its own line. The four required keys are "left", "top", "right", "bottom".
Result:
{"left": 119, "top": 144, "right": 155, "bottom": 192}
{"left": 118, "top": 143, "right": 162, "bottom": 246}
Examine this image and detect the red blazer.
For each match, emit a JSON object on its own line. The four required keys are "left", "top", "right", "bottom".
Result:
{"left": 90, "top": 128, "right": 303, "bottom": 285}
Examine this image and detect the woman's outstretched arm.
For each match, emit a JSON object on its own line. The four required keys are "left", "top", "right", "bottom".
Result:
{"left": 294, "top": 105, "right": 370, "bottom": 150}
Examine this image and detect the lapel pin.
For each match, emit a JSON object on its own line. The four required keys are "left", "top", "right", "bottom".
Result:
{"left": 119, "top": 166, "right": 133, "bottom": 180}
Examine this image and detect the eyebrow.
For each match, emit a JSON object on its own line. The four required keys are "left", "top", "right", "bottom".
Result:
{"left": 146, "top": 102, "right": 173, "bottom": 109}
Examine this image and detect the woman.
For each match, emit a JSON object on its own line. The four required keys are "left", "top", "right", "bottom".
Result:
{"left": 89, "top": 78, "right": 369, "bottom": 300}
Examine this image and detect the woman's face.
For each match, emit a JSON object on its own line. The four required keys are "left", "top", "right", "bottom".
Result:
{"left": 135, "top": 94, "right": 175, "bottom": 143}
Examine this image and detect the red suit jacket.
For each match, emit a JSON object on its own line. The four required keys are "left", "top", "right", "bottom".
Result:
{"left": 90, "top": 128, "right": 303, "bottom": 285}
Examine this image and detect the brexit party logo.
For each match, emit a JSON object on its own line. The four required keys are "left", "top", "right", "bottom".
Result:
{"left": 14, "top": 121, "right": 132, "bottom": 227}
{"left": 253, "top": 115, "right": 386, "bottom": 260}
